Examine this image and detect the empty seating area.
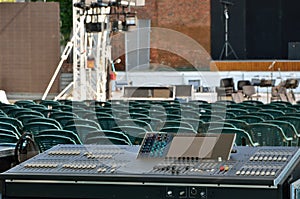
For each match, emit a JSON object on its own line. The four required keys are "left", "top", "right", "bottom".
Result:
{"left": 1, "top": 98, "right": 300, "bottom": 153}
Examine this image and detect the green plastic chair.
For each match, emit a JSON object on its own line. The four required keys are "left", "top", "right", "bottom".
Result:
{"left": 240, "top": 100, "right": 264, "bottom": 106}
{"left": 64, "top": 124, "right": 99, "bottom": 143}
{"left": 129, "top": 107, "right": 149, "bottom": 115}
{"left": 199, "top": 115, "right": 224, "bottom": 123}
{"left": 39, "top": 100, "right": 61, "bottom": 107}
{"left": 0, "top": 129, "right": 20, "bottom": 139}
{"left": 0, "top": 133, "right": 19, "bottom": 144}
{"left": 26, "top": 117, "right": 62, "bottom": 129}
{"left": 162, "top": 120, "right": 194, "bottom": 130}
{"left": 86, "top": 130, "right": 132, "bottom": 145}
{"left": 14, "top": 110, "right": 45, "bottom": 118}
{"left": 14, "top": 100, "right": 35, "bottom": 107}
{"left": 97, "top": 117, "right": 118, "bottom": 130}
{"left": 38, "top": 129, "right": 82, "bottom": 144}
{"left": 136, "top": 117, "right": 163, "bottom": 131}
{"left": 258, "top": 109, "right": 285, "bottom": 118}
{"left": 65, "top": 118, "right": 101, "bottom": 130}
{"left": 224, "top": 119, "right": 249, "bottom": 131}
{"left": 181, "top": 118, "right": 204, "bottom": 131}
{"left": 247, "top": 112, "right": 274, "bottom": 120}
{"left": 116, "top": 119, "right": 152, "bottom": 131}
{"left": 234, "top": 115, "right": 264, "bottom": 124}
{"left": 227, "top": 108, "right": 249, "bottom": 116}
{"left": 0, "top": 117, "right": 23, "bottom": 133}
{"left": 246, "top": 123, "right": 292, "bottom": 146}
{"left": 49, "top": 111, "right": 78, "bottom": 119}
{"left": 270, "top": 101, "right": 292, "bottom": 107}
{"left": 16, "top": 115, "right": 43, "bottom": 126}
{"left": 0, "top": 110, "right": 7, "bottom": 117}
{"left": 181, "top": 110, "right": 200, "bottom": 119}
{"left": 111, "top": 125, "right": 148, "bottom": 145}
{"left": 284, "top": 113, "right": 300, "bottom": 117}
{"left": 198, "top": 122, "right": 235, "bottom": 134}
{"left": 55, "top": 116, "right": 79, "bottom": 127}
{"left": 211, "top": 111, "right": 237, "bottom": 119}
{"left": 24, "top": 122, "right": 60, "bottom": 135}
{"left": 263, "top": 120, "right": 299, "bottom": 146}
{"left": 85, "top": 136, "right": 131, "bottom": 145}
{"left": 257, "top": 104, "right": 280, "bottom": 109}
{"left": 277, "top": 107, "right": 297, "bottom": 114}
{"left": 275, "top": 116, "right": 300, "bottom": 139}
{"left": 34, "top": 134, "right": 76, "bottom": 152}
{"left": 160, "top": 126, "right": 197, "bottom": 134}
{"left": 242, "top": 106, "right": 262, "bottom": 113}
{"left": 206, "top": 127, "right": 258, "bottom": 146}
{"left": 0, "top": 122, "right": 21, "bottom": 137}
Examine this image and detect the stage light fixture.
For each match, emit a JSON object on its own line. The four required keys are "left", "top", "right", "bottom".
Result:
{"left": 74, "top": 0, "right": 86, "bottom": 9}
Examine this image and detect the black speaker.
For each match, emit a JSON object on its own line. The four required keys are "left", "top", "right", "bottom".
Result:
{"left": 288, "top": 42, "right": 300, "bottom": 60}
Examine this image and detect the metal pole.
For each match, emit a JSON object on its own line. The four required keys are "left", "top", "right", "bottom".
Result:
{"left": 224, "top": 5, "right": 229, "bottom": 58}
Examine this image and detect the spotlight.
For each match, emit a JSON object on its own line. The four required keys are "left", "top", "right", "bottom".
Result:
{"left": 74, "top": 0, "right": 86, "bottom": 9}
{"left": 125, "top": 15, "right": 136, "bottom": 26}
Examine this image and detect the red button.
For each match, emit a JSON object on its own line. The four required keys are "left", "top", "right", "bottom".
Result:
{"left": 220, "top": 166, "right": 225, "bottom": 171}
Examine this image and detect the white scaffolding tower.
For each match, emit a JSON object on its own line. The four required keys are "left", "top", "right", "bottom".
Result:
{"left": 72, "top": 4, "right": 111, "bottom": 101}
{"left": 42, "top": 0, "right": 144, "bottom": 101}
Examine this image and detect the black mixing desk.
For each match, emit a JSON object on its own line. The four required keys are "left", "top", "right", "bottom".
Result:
{"left": 1, "top": 133, "right": 300, "bottom": 199}
{"left": 0, "top": 146, "right": 15, "bottom": 172}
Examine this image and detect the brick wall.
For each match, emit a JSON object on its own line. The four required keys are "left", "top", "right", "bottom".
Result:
{"left": 132, "top": 0, "right": 211, "bottom": 69}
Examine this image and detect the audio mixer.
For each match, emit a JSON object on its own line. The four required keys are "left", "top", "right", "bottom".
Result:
{"left": 1, "top": 133, "right": 300, "bottom": 199}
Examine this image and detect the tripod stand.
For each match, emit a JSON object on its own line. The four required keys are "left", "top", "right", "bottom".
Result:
{"left": 219, "top": 0, "right": 238, "bottom": 60}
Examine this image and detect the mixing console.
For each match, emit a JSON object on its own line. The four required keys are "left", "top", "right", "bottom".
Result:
{"left": 1, "top": 133, "right": 300, "bottom": 199}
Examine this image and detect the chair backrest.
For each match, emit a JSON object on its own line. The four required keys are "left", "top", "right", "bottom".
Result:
{"left": 263, "top": 120, "right": 298, "bottom": 144}
{"left": 234, "top": 115, "right": 264, "bottom": 124}
{"left": 55, "top": 116, "right": 79, "bottom": 127}
{"left": 14, "top": 110, "right": 44, "bottom": 118}
{"left": 241, "top": 100, "right": 264, "bottom": 106}
{"left": 258, "top": 109, "right": 284, "bottom": 118}
{"left": 111, "top": 125, "right": 147, "bottom": 144}
{"left": 160, "top": 126, "right": 197, "bottom": 134}
{"left": 117, "top": 119, "right": 152, "bottom": 131}
{"left": 85, "top": 136, "right": 131, "bottom": 145}
{"left": 65, "top": 118, "right": 101, "bottom": 130}
{"left": 220, "top": 78, "right": 234, "bottom": 88}
{"left": 27, "top": 118, "right": 62, "bottom": 129}
{"left": 86, "top": 130, "right": 132, "bottom": 145}
{"left": 224, "top": 119, "right": 249, "bottom": 130}
{"left": 162, "top": 121, "right": 194, "bottom": 130}
{"left": 227, "top": 108, "right": 249, "bottom": 116}
{"left": 211, "top": 111, "right": 236, "bottom": 120}
{"left": 64, "top": 124, "right": 99, "bottom": 143}
{"left": 237, "top": 80, "right": 251, "bottom": 91}
{"left": 275, "top": 116, "right": 300, "bottom": 134}
{"left": 199, "top": 115, "right": 224, "bottom": 123}
{"left": 0, "top": 121, "right": 21, "bottom": 137}
{"left": 247, "top": 112, "right": 274, "bottom": 120}
{"left": 198, "top": 122, "right": 235, "bottom": 134}
{"left": 0, "top": 117, "right": 23, "bottom": 132}
{"left": 49, "top": 111, "right": 78, "bottom": 119}
{"left": 206, "top": 127, "right": 257, "bottom": 146}
{"left": 246, "top": 123, "right": 290, "bottom": 146}
{"left": 38, "top": 129, "right": 82, "bottom": 144}
{"left": 136, "top": 117, "right": 163, "bottom": 131}
{"left": 97, "top": 117, "right": 118, "bottom": 130}
{"left": 24, "top": 122, "right": 60, "bottom": 135}
{"left": 0, "top": 133, "right": 19, "bottom": 144}
{"left": 34, "top": 134, "right": 76, "bottom": 152}
{"left": 180, "top": 118, "right": 204, "bottom": 131}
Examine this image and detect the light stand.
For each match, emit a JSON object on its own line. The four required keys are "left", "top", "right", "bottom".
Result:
{"left": 219, "top": 0, "right": 238, "bottom": 60}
